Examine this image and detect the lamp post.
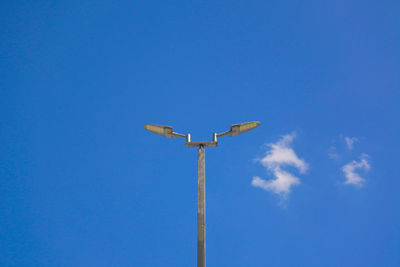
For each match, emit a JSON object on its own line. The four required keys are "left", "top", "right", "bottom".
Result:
{"left": 144, "top": 121, "right": 260, "bottom": 267}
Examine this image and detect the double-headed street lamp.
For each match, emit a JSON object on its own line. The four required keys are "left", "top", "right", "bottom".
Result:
{"left": 144, "top": 121, "right": 260, "bottom": 267}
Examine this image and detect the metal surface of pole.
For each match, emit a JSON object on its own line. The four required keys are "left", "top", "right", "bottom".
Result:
{"left": 198, "top": 145, "right": 205, "bottom": 267}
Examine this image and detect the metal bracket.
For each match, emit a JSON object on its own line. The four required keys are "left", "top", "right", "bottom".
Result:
{"left": 185, "top": 133, "right": 218, "bottom": 147}
{"left": 186, "top": 141, "right": 217, "bottom": 147}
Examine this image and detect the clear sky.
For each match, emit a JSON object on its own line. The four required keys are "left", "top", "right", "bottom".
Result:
{"left": 1, "top": 1, "right": 399, "bottom": 266}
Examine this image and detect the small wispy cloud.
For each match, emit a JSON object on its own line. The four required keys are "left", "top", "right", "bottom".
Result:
{"left": 252, "top": 133, "right": 308, "bottom": 197}
{"left": 342, "top": 154, "right": 370, "bottom": 186}
{"left": 328, "top": 146, "right": 340, "bottom": 160}
{"left": 344, "top": 136, "right": 358, "bottom": 150}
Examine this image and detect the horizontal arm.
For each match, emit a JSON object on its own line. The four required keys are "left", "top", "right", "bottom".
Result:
{"left": 172, "top": 132, "right": 187, "bottom": 138}
{"left": 216, "top": 131, "right": 231, "bottom": 137}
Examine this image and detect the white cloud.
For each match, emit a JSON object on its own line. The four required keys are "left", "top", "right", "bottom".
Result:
{"left": 344, "top": 136, "right": 358, "bottom": 150}
{"left": 252, "top": 169, "right": 300, "bottom": 195}
{"left": 328, "top": 146, "right": 340, "bottom": 160}
{"left": 342, "top": 154, "right": 370, "bottom": 186}
{"left": 252, "top": 133, "right": 308, "bottom": 197}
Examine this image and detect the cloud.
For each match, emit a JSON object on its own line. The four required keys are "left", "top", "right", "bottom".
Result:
{"left": 344, "top": 136, "right": 358, "bottom": 150}
{"left": 342, "top": 154, "right": 370, "bottom": 186}
{"left": 328, "top": 146, "right": 340, "bottom": 160}
{"left": 252, "top": 133, "right": 308, "bottom": 197}
{"left": 252, "top": 169, "right": 300, "bottom": 195}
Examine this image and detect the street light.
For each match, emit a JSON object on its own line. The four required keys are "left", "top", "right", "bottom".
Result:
{"left": 143, "top": 121, "right": 260, "bottom": 267}
{"left": 143, "top": 124, "right": 186, "bottom": 138}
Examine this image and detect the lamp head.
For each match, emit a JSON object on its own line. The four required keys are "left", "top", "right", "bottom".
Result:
{"left": 229, "top": 121, "right": 260, "bottom": 136}
{"left": 144, "top": 124, "right": 174, "bottom": 138}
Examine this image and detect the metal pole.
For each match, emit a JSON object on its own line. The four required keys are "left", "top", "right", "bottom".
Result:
{"left": 198, "top": 145, "right": 205, "bottom": 267}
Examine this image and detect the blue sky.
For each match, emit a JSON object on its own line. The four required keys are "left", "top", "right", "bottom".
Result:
{"left": 1, "top": 1, "right": 399, "bottom": 266}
